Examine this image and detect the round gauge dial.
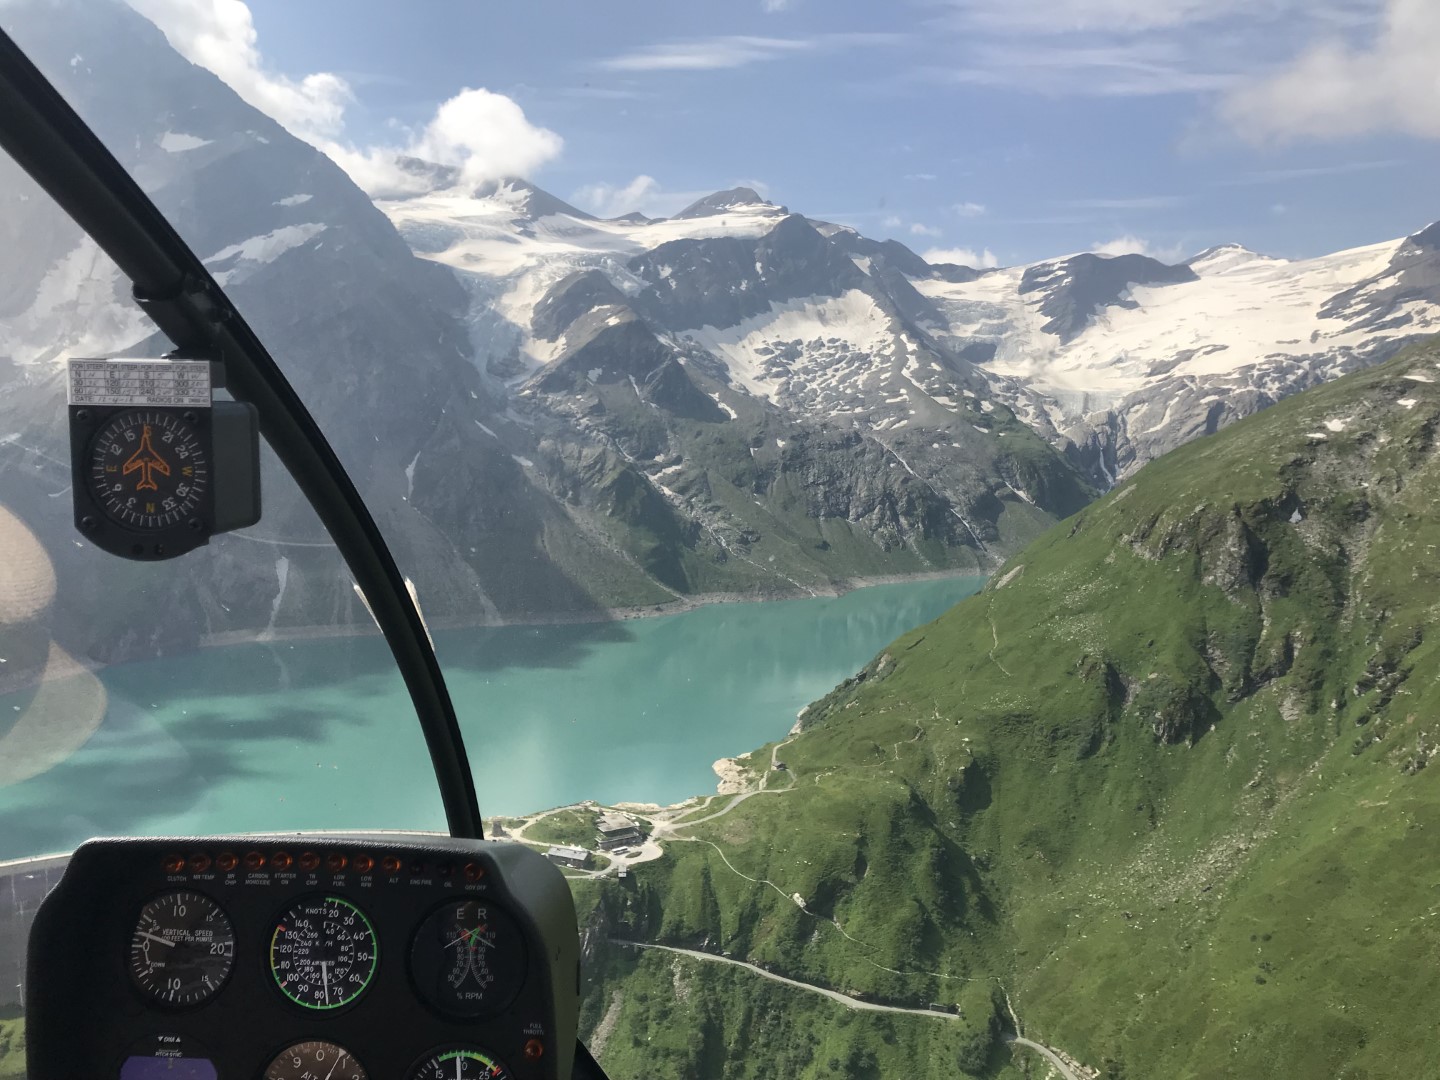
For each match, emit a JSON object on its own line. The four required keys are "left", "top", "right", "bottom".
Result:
{"left": 407, "top": 1048, "right": 513, "bottom": 1080}
{"left": 264, "top": 1041, "right": 367, "bottom": 1080}
{"left": 88, "top": 409, "right": 209, "bottom": 531}
{"left": 269, "top": 895, "right": 378, "bottom": 1010}
{"left": 128, "top": 891, "right": 235, "bottom": 1007}
{"left": 409, "top": 899, "right": 527, "bottom": 1018}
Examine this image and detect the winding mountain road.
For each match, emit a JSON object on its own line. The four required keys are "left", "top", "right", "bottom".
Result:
{"left": 612, "top": 941, "right": 1088, "bottom": 1079}
{"left": 612, "top": 941, "right": 954, "bottom": 1020}
{"left": 1005, "top": 1034, "right": 1085, "bottom": 1080}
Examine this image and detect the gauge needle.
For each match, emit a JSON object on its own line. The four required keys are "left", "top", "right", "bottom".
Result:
{"left": 323, "top": 1053, "right": 343, "bottom": 1080}
{"left": 445, "top": 926, "right": 489, "bottom": 949}
{"left": 136, "top": 932, "right": 177, "bottom": 948}
{"left": 320, "top": 960, "right": 330, "bottom": 1003}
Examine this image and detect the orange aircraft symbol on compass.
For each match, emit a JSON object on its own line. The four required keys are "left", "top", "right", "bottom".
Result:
{"left": 122, "top": 424, "right": 171, "bottom": 492}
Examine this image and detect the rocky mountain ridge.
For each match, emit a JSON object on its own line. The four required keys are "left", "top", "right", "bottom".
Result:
{"left": 380, "top": 171, "right": 1440, "bottom": 497}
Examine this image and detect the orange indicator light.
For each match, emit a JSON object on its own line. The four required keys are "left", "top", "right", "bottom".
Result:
{"left": 352, "top": 854, "right": 374, "bottom": 873}
{"left": 271, "top": 852, "right": 293, "bottom": 870}
{"left": 216, "top": 853, "right": 238, "bottom": 873}
{"left": 298, "top": 852, "right": 320, "bottom": 872}
{"left": 463, "top": 862, "right": 486, "bottom": 883}
{"left": 326, "top": 853, "right": 348, "bottom": 872}
{"left": 243, "top": 851, "right": 266, "bottom": 871}
{"left": 524, "top": 1040, "right": 544, "bottom": 1062}
{"left": 163, "top": 854, "right": 186, "bottom": 874}
{"left": 188, "top": 854, "right": 212, "bottom": 874}
{"left": 381, "top": 856, "right": 403, "bottom": 876}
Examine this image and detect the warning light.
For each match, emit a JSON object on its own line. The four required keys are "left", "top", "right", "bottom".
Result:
{"left": 381, "top": 856, "right": 403, "bottom": 876}
{"left": 326, "top": 853, "right": 348, "bottom": 873}
{"left": 463, "top": 862, "right": 486, "bottom": 883}
{"left": 216, "top": 853, "right": 238, "bottom": 873}
{"left": 163, "top": 854, "right": 186, "bottom": 874}
{"left": 243, "top": 851, "right": 266, "bottom": 872}
{"left": 298, "top": 852, "right": 320, "bottom": 872}
{"left": 352, "top": 854, "right": 374, "bottom": 874}
{"left": 188, "top": 854, "right": 212, "bottom": 874}
{"left": 523, "top": 1040, "right": 544, "bottom": 1062}
{"left": 271, "top": 852, "right": 293, "bottom": 871}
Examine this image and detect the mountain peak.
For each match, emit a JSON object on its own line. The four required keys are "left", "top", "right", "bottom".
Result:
{"left": 674, "top": 187, "right": 779, "bottom": 220}
{"left": 471, "top": 177, "right": 594, "bottom": 221}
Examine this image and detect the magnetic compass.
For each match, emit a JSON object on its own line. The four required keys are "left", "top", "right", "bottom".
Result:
{"left": 87, "top": 409, "right": 209, "bottom": 532}
{"left": 67, "top": 358, "right": 260, "bottom": 561}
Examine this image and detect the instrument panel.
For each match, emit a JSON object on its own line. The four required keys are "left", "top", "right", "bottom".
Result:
{"left": 25, "top": 837, "right": 579, "bottom": 1080}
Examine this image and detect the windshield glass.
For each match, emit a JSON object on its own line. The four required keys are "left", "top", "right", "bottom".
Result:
{"left": 6, "top": 1, "right": 1440, "bottom": 1078}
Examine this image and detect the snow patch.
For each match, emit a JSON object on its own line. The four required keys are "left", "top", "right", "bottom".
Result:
{"left": 511, "top": 454, "right": 535, "bottom": 468}
{"left": 205, "top": 224, "right": 326, "bottom": 284}
{"left": 1404, "top": 373, "right": 1434, "bottom": 383}
{"left": 708, "top": 392, "right": 739, "bottom": 421}
{"left": 276, "top": 194, "right": 313, "bottom": 207}
{"left": 404, "top": 451, "right": 420, "bottom": 501}
{"left": 159, "top": 131, "right": 212, "bottom": 152}
{"left": 1397, "top": 398, "right": 1418, "bottom": 409}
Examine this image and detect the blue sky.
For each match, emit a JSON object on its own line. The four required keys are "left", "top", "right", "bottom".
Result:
{"left": 140, "top": 0, "right": 1440, "bottom": 266}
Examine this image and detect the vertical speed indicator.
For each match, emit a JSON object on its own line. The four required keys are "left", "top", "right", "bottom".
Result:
{"left": 128, "top": 891, "right": 235, "bottom": 1007}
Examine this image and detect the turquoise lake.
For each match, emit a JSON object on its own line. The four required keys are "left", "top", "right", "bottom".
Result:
{"left": 0, "top": 577, "right": 983, "bottom": 860}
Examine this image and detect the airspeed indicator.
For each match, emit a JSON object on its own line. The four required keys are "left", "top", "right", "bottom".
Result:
{"left": 269, "top": 895, "right": 378, "bottom": 1010}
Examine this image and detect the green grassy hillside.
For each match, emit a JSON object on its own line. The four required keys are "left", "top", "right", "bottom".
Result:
{"left": 578, "top": 341, "right": 1440, "bottom": 1079}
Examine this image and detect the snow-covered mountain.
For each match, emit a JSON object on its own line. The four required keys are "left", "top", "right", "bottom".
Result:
{"left": 380, "top": 173, "right": 1440, "bottom": 491}
{"left": 0, "top": 0, "right": 1094, "bottom": 662}
{"left": 382, "top": 180, "right": 1094, "bottom": 590}
{"left": 918, "top": 231, "right": 1440, "bottom": 479}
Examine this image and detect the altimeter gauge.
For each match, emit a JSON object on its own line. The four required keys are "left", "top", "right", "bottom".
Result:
{"left": 128, "top": 891, "right": 236, "bottom": 1007}
{"left": 264, "top": 1041, "right": 368, "bottom": 1080}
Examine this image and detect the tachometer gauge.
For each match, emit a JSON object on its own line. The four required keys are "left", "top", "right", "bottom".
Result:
{"left": 87, "top": 409, "right": 209, "bottom": 531}
{"left": 269, "top": 895, "right": 378, "bottom": 1010}
{"left": 264, "top": 1041, "right": 367, "bottom": 1080}
{"left": 407, "top": 1048, "right": 513, "bottom": 1080}
{"left": 127, "top": 891, "right": 235, "bottom": 1007}
{"left": 409, "top": 899, "right": 527, "bottom": 1018}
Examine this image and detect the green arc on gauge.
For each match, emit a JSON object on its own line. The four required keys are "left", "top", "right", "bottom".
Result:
{"left": 429, "top": 1050, "right": 505, "bottom": 1079}
{"left": 269, "top": 895, "right": 379, "bottom": 1010}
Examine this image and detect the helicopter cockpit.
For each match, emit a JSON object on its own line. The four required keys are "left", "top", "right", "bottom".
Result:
{"left": 0, "top": 23, "right": 607, "bottom": 1080}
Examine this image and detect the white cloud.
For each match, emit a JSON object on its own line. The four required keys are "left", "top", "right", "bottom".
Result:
{"left": 882, "top": 215, "right": 904, "bottom": 228}
{"left": 1221, "top": 0, "right": 1440, "bottom": 141}
{"left": 923, "top": 246, "right": 1000, "bottom": 268}
{"left": 600, "top": 33, "right": 903, "bottom": 72}
{"left": 570, "top": 176, "right": 710, "bottom": 219}
{"left": 762, "top": 0, "right": 793, "bottom": 10}
{"left": 1218, "top": 158, "right": 1404, "bottom": 184}
{"left": 1064, "top": 195, "right": 1181, "bottom": 209}
{"left": 125, "top": 0, "right": 350, "bottom": 139}
{"left": 125, "top": 0, "right": 562, "bottom": 196}
{"left": 327, "top": 90, "right": 563, "bottom": 198}
{"left": 909, "top": 222, "right": 942, "bottom": 237}
{"left": 951, "top": 201, "right": 988, "bottom": 217}
{"left": 940, "top": 0, "right": 1280, "bottom": 35}
{"left": 904, "top": 173, "right": 939, "bottom": 181}
{"left": 1093, "top": 234, "right": 1188, "bottom": 262}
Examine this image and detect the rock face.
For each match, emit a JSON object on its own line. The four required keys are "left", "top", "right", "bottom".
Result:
{"left": 0, "top": 0, "right": 656, "bottom": 661}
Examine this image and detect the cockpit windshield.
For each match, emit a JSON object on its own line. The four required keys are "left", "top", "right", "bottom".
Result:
{"left": 6, "top": 2, "right": 1440, "bottom": 1079}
